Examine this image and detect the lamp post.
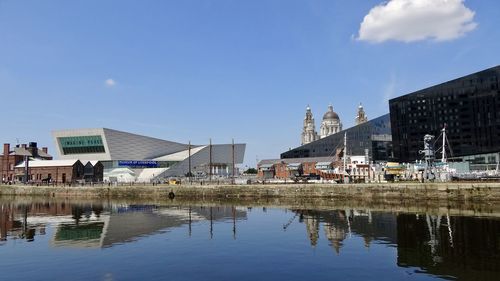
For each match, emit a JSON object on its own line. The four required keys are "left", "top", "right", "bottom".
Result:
{"left": 232, "top": 138, "right": 235, "bottom": 185}
{"left": 188, "top": 141, "right": 192, "bottom": 184}
{"left": 23, "top": 155, "right": 29, "bottom": 184}
{"left": 209, "top": 138, "right": 212, "bottom": 182}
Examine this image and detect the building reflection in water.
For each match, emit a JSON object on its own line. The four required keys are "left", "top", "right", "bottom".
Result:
{"left": 1, "top": 202, "right": 75, "bottom": 244}
{"left": 1, "top": 201, "right": 500, "bottom": 279}
{"left": 0, "top": 202, "right": 247, "bottom": 248}
{"left": 295, "top": 209, "right": 397, "bottom": 254}
{"left": 292, "top": 208, "right": 500, "bottom": 279}
{"left": 397, "top": 214, "right": 500, "bottom": 280}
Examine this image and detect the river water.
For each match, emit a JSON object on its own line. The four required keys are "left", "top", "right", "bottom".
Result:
{"left": 1, "top": 198, "right": 499, "bottom": 281}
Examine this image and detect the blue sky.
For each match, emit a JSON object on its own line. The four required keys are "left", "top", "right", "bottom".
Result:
{"left": 1, "top": 0, "right": 499, "bottom": 167}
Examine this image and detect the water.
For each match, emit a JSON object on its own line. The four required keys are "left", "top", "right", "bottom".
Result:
{"left": 1, "top": 198, "right": 499, "bottom": 281}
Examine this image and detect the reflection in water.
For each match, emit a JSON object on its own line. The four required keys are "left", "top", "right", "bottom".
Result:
{"left": 1, "top": 200, "right": 499, "bottom": 280}
{"left": 1, "top": 202, "right": 74, "bottom": 244}
{"left": 291, "top": 208, "right": 500, "bottom": 280}
{"left": 295, "top": 209, "right": 397, "bottom": 254}
{"left": 0, "top": 202, "right": 247, "bottom": 248}
{"left": 397, "top": 214, "right": 500, "bottom": 280}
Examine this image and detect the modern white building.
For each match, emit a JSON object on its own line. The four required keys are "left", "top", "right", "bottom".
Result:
{"left": 52, "top": 128, "right": 246, "bottom": 182}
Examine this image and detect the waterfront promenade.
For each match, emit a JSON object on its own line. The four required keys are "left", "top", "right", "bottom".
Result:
{"left": 1, "top": 182, "right": 500, "bottom": 203}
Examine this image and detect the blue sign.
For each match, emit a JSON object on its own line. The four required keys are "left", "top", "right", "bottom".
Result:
{"left": 118, "top": 160, "right": 159, "bottom": 168}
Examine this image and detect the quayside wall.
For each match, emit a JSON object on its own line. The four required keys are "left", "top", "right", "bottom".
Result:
{"left": 1, "top": 182, "right": 500, "bottom": 202}
{"left": 1, "top": 196, "right": 499, "bottom": 218}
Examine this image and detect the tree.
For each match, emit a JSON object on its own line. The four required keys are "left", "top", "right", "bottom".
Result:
{"left": 245, "top": 168, "right": 258, "bottom": 174}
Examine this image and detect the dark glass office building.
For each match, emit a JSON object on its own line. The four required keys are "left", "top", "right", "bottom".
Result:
{"left": 389, "top": 65, "right": 500, "bottom": 164}
{"left": 281, "top": 114, "right": 393, "bottom": 162}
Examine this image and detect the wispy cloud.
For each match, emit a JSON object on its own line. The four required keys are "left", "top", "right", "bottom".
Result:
{"left": 357, "top": 0, "right": 477, "bottom": 43}
{"left": 383, "top": 74, "right": 397, "bottom": 105}
{"left": 105, "top": 78, "right": 116, "bottom": 87}
{"left": 452, "top": 46, "right": 475, "bottom": 62}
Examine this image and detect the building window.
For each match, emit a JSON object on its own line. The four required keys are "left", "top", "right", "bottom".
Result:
{"left": 58, "top": 136, "right": 106, "bottom": 155}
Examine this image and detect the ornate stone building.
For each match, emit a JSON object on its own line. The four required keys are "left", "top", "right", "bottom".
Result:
{"left": 355, "top": 103, "right": 368, "bottom": 125}
{"left": 320, "top": 104, "right": 342, "bottom": 139}
{"left": 301, "top": 105, "right": 319, "bottom": 145}
{"left": 301, "top": 104, "right": 343, "bottom": 144}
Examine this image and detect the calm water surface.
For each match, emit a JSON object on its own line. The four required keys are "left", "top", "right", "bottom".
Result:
{"left": 1, "top": 199, "right": 499, "bottom": 281}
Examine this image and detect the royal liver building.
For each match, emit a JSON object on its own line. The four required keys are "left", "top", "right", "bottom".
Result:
{"left": 301, "top": 104, "right": 342, "bottom": 145}
{"left": 355, "top": 103, "right": 368, "bottom": 125}
{"left": 301, "top": 105, "right": 319, "bottom": 145}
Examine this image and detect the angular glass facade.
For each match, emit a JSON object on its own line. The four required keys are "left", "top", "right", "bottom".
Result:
{"left": 281, "top": 114, "right": 393, "bottom": 162}
{"left": 58, "top": 136, "right": 106, "bottom": 155}
{"left": 389, "top": 66, "right": 500, "bottom": 162}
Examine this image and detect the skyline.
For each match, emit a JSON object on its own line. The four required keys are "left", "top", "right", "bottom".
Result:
{"left": 1, "top": 0, "right": 499, "bottom": 167}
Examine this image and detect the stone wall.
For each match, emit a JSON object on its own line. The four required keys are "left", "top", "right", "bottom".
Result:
{"left": 1, "top": 182, "right": 500, "bottom": 203}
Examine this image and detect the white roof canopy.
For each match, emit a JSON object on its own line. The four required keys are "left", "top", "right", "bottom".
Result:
{"left": 153, "top": 146, "right": 206, "bottom": 162}
{"left": 15, "top": 160, "right": 80, "bottom": 168}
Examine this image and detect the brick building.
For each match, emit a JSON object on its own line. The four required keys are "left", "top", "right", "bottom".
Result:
{"left": 14, "top": 160, "right": 87, "bottom": 184}
{"left": 1, "top": 142, "right": 52, "bottom": 183}
{"left": 258, "top": 156, "right": 377, "bottom": 183}
{"left": 257, "top": 156, "right": 340, "bottom": 180}
{"left": 274, "top": 162, "right": 291, "bottom": 179}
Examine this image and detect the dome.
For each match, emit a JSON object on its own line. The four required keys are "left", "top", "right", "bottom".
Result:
{"left": 323, "top": 105, "right": 339, "bottom": 120}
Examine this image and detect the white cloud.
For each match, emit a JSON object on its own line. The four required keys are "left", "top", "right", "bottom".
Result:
{"left": 357, "top": 0, "right": 477, "bottom": 43}
{"left": 105, "top": 78, "right": 116, "bottom": 87}
{"left": 383, "top": 74, "right": 397, "bottom": 104}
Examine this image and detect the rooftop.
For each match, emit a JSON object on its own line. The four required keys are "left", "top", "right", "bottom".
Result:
{"left": 15, "top": 159, "right": 81, "bottom": 168}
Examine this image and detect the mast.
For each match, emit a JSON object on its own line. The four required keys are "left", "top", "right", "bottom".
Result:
{"left": 343, "top": 132, "right": 347, "bottom": 173}
{"left": 188, "top": 141, "right": 192, "bottom": 183}
{"left": 441, "top": 125, "right": 447, "bottom": 163}
{"left": 232, "top": 138, "right": 235, "bottom": 185}
{"left": 497, "top": 153, "right": 499, "bottom": 174}
{"left": 209, "top": 138, "right": 212, "bottom": 182}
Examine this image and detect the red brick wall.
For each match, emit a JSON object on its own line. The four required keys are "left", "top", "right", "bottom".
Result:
{"left": 274, "top": 163, "right": 288, "bottom": 179}
{"left": 1, "top": 143, "right": 52, "bottom": 183}
{"left": 257, "top": 169, "right": 265, "bottom": 178}
{"left": 14, "top": 164, "right": 84, "bottom": 184}
{"left": 1, "top": 153, "right": 24, "bottom": 183}
{"left": 257, "top": 169, "right": 263, "bottom": 178}
{"left": 302, "top": 162, "right": 319, "bottom": 175}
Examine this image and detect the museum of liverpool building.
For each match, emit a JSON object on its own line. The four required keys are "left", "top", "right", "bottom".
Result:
{"left": 389, "top": 65, "right": 500, "bottom": 170}
{"left": 52, "top": 128, "right": 246, "bottom": 183}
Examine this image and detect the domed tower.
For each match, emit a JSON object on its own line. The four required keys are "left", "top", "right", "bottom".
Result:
{"left": 301, "top": 105, "right": 319, "bottom": 145}
{"left": 355, "top": 103, "right": 368, "bottom": 125}
{"left": 320, "top": 104, "right": 342, "bottom": 139}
